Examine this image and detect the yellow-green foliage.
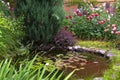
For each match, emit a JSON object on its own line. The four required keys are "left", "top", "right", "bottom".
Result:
{"left": 78, "top": 40, "right": 116, "bottom": 49}
{"left": 0, "top": 13, "right": 28, "bottom": 58}
{"left": 77, "top": 40, "right": 120, "bottom": 57}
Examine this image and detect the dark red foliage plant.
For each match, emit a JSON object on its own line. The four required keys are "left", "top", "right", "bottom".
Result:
{"left": 54, "top": 29, "right": 76, "bottom": 50}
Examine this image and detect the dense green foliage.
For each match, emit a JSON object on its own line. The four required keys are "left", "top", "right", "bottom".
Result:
{"left": 0, "top": 1, "right": 11, "bottom": 16}
{"left": 1, "top": 0, "right": 120, "bottom": 79}
{"left": 14, "top": 0, "right": 64, "bottom": 46}
{"left": 0, "top": 12, "right": 29, "bottom": 58}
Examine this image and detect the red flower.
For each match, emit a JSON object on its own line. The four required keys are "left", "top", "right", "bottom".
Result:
{"left": 98, "top": 20, "right": 106, "bottom": 24}
{"left": 89, "top": 16, "right": 93, "bottom": 19}
{"left": 103, "top": 20, "right": 106, "bottom": 22}
{"left": 87, "top": 16, "right": 93, "bottom": 20}
{"left": 98, "top": 21, "right": 104, "bottom": 24}
{"left": 69, "top": 15, "right": 72, "bottom": 19}
{"left": 76, "top": 11, "right": 79, "bottom": 14}
{"left": 64, "top": 26, "right": 68, "bottom": 30}
{"left": 98, "top": 21, "right": 101, "bottom": 24}
{"left": 95, "top": 13, "right": 99, "bottom": 16}
{"left": 65, "top": 16, "right": 69, "bottom": 19}
{"left": 83, "top": 12, "right": 87, "bottom": 15}
{"left": 77, "top": 13, "right": 82, "bottom": 16}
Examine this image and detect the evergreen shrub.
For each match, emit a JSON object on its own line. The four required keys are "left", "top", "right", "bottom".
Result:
{"left": 14, "top": 0, "right": 64, "bottom": 47}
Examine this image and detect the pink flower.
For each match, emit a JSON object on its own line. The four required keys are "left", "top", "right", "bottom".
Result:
{"left": 88, "top": 16, "right": 93, "bottom": 19}
{"left": 65, "top": 16, "right": 69, "bottom": 19}
{"left": 98, "top": 20, "right": 106, "bottom": 24}
{"left": 115, "top": 31, "right": 120, "bottom": 35}
{"left": 112, "top": 27, "right": 117, "bottom": 31}
{"left": 95, "top": 13, "right": 99, "bottom": 16}
{"left": 98, "top": 21, "right": 104, "bottom": 24}
{"left": 83, "top": 0, "right": 87, "bottom": 2}
{"left": 91, "top": 14, "right": 95, "bottom": 17}
{"left": 76, "top": 9, "right": 80, "bottom": 13}
{"left": 87, "top": 16, "right": 93, "bottom": 20}
{"left": 98, "top": 21, "right": 101, "bottom": 24}
{"left": 73, "top": 11, "right": 77, "bottom": 15}
{"left": 77, "top": 13, "right": 82, "bottom": 16}
{"left": 112, "top": 24, "right": 117, "bottom": 31}
{"left": 87, "top": 17, "right": 89, "bottom": 20}
{"left": 112, "top": 24, "right": 116, "bottom": 27}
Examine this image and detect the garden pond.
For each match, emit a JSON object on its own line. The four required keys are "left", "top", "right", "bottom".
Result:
{"left": 44, "top": 50, "right": 110, "bottom": 79}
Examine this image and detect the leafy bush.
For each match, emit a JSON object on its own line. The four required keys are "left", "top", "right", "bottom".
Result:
{"left": 103, "top": 65, "right": 120, "bottom": 80}
{"left": 14, "top": 0, "right": 64, "bottom": 46}
{"left": 0, "top": 12, "right": 28, "bottom": 58}
{"left": 0, "top": 56, "right": 75, "bottom": 80}
{"left": 54, "top": 29, "right": 76, "bottom": 50}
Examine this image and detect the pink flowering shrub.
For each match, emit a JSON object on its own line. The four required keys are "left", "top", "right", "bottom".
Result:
{"left": 62, "top": 7, "right": 117, "bottom": 40}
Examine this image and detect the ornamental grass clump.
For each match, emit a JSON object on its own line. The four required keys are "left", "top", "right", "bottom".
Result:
{"left": 0, "top": 56, "right": 75, "bottom": 80}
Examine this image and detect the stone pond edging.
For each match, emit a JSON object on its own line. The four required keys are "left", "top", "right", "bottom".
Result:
{"left": 68, "top": 45, "right": 116, "bottom": 59}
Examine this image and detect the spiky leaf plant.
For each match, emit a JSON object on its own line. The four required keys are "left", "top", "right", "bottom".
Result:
{"left": 0, "top": 56, "right": 75, "bottom": 80}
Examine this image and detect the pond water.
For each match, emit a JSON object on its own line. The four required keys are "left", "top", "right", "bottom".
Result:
{"left": 55, "top": 52, "right": 110, "bottom": 79}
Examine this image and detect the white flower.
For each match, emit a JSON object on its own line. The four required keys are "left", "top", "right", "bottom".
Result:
{"left": 111, "top": 31, "right": 114, "bottom": 34}
{"left": 108, "top": 15, "right": 111, "bottom": 20}
{"left": 1, "top": 1, "right": 5, "bottom": 4}
{"left": 68, "top": 46, "right": 73, "bottom": 50}
{"left": 7, "top": 2, "right": 10, "bottom": 6}
{"left": 45, "top": 63, "right": 49, "bottom": 66}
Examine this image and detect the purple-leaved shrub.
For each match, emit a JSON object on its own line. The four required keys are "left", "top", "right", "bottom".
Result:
{"left": 54, "top": 29, "right": 76, "bottom": 50}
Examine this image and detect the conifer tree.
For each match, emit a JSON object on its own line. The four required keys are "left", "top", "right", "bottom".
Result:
{"left": 14, "top": 0, "right": 64, "bottom": 47}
